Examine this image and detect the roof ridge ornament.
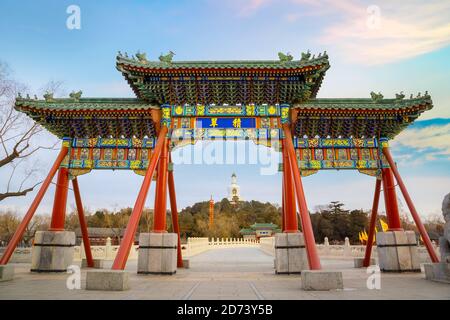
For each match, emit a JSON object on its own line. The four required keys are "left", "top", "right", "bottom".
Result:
{"left": 159, "top": 51, "right": 175, "bottom": 64}
{"left": 300, "top": 50, "right": 311, "bottom": 62}
{"left": 370, "top": 91, "right": 383, "bottom": 102}
{"left": 69, "top": 90, "right": 82, "bottom": 102}
{"left": 135, "top": 51, "right": 148, "bottom": 64}
{"left": 43, "top": 91, "right": 54, "bottom": 102}
{"left": 278, "top": 52, "right": 293, "bottom": 62}
{"left": 395, "top": 91, "right": 405, "bottom": 102}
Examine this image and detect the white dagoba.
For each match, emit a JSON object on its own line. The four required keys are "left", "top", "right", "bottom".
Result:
{"left": 228, "top": 172, "right": 243, "bottom": 204}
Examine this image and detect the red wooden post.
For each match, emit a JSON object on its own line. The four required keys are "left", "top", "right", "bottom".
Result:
{"left": 49, "top": 167, "right": 70, "bottom": 231}
{"left": 72, "top": 178, "right": 94, "bottom": 268}
{"left": 0, "top": 145, "right": 69, "bottom": 265}
{"left": 363, "top": 179, "right": 381, "bottom": 267}
{"left": 167, "top": 155, "right": 184, "bottom": 268}
{"left": 153, "top": 137, "right": 169, "bottom": 232}
{"left": 282, "top": 124, "right": 321, "bottom": 270}
{"left": 282, "top": 140, "right": 298, "bottom": 233}
{"left": 382, "top": 147, "right": 439, "bottom": 263}
{"left": 381, "top": 168, "right": 403, "bottom": 230}
{"left": 281, "top": 172, "right": 286, "bottom": 232}
{"left": 111, "top": 126, "right": 168, "bottom": 270}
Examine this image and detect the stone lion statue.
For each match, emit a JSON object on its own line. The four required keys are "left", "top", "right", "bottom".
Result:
{"left": 440, "top": 193, "right": 450, "bottom": 262}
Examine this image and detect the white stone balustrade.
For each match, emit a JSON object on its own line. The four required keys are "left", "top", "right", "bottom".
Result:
{"left": 257, "top": 236, "right": 440, "bottom": 263}
{"left": 182, "top": 237, "right": 259, "bottom": 257}
{"left": 1, "top": 236, "right": 438, "bottom": 263}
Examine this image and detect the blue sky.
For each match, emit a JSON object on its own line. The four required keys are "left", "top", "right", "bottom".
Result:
{"left": 0, "top": 0, "right": 449, "bottom": 219}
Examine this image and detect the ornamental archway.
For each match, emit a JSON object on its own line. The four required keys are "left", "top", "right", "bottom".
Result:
{"left": 0, "top": 51, "right": 439, "bottom": 275}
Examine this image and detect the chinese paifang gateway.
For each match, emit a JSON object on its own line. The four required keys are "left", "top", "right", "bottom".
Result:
{"left": 1, "top": 51, "right": 439, "bottom": 277}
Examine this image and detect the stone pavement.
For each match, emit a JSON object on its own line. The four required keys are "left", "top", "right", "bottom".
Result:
{"left": 0, "top": 247, "right": 449, "bottom": 300}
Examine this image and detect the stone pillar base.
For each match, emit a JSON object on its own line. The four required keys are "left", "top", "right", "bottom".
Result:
{"left": 301, "top": 270, "right": 343, "bottom": 291}
{"left": 82, "top": 259, "right": 104, "bottom": 269}
{"left": 31, "top": 231, "right": 75, "bottom": 272}
{"left": 424, "top": 263, "right": 450, "bottom": 284}
{"left": 86, "top": 270, "right": 130, "bottom": 291}
{"left": 137, "top": 233, "right": 177, "bottom": 275}
{"left": 0, "top": 265, "right": 14, "bottom": 282}
{"left": 274, "top": 233, "right": 308, "bottom": 274}
{"left": 376, "top": 230, "right": 420, "bottom": 272}
{"left": 354, "top": 257, "right": 376, "bottom": 268}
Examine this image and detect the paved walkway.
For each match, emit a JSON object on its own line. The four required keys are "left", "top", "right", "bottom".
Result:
{"left": 0, "top": 247, "right": 449, "bottom": 299}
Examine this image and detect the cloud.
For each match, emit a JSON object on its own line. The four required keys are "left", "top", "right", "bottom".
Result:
{"left": 317, "top": 0, "right": 450, "bottom": 64}
{"left": 390, "top": 119, "right": 450, "bottom": 166}
{"left": 228, "top": 0, "right": 273, "bottom": 17}
{"left": 225, "top": 0, "right": 450, "bottom": 65}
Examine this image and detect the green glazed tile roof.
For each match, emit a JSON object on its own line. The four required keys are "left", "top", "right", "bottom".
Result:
{"left": 250, "top": 223, "right": 279, "bottom": 229}
{"left": 296, "top": 95, "right": 433, "bottom": 111}
{"left": 116, "top": 51, "right": 330, "bottom": 105}
{"left": 15, "top": 98, "right": 153, "bottom": 112}
{"left": 239, "top": 228, "right": 255, "bottom": 235}
{"left": 116, "top": 53, "right": 330, "bottom": 70}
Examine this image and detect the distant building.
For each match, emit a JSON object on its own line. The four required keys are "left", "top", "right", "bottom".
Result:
{"left": 228, "top": 172, "right": 243, "bottom": 204}
{"left": 239, "top": 223, "right": 281, "bottom": 240}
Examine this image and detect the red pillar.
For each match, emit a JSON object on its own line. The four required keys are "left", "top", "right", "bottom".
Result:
{"left": 49, "top": 167, "right": 70, "bottom": 231}
{"left": 281, "top": 173, "right": 286, "bottom": 232}
{"left": 283, "top": 124, "right": 321, "bottom": 270}
{"left": 282, "top": 140, "right": 298, "bottom": 233}
{"left": 112, "top": 126, "right": 168, "bottom": 270}
{"left": 381, "top": 168, "right": 402, "bottom": 230}
{"left": 382, "top": 147, "right": 439, "bottom": 263}
{"left": 72, "top": 178, "right": 94, "bottom": 268}
{"left": 153, "top": 138, "right": 169, "bottom": 232}
{"left": 0, "top": 145, "right": 69, "bottom": 265}
{"left": 167, "top": 156, "right": 184, "bottom": 268}
{"left": 363, "top": 178, "right": 381, "bottom": 267}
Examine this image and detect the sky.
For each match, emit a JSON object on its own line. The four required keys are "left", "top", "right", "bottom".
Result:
{"left": 0, "top": 0, "right": 449, "bottom": 220}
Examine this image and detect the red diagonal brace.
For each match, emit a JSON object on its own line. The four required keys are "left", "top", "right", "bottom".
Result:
{"left": 72, "top": 178, "right": 94, "bottom": 268}
{"left": 382, "top": 147, "right": 439, "bottom": 263}
{"left": 112, "top": 126, "right": 168, "bottom": 270}
{"left": 282, "top": 124, "right": 321, "bottom": 270}
{"left": 363, "top": 178, "right": 381, "bottom": 267}
{"left": 0, "top": 145, "right": 69, "bottom": 265}
{"left": 167, "top": 154, "right": 184, "bottom": 268}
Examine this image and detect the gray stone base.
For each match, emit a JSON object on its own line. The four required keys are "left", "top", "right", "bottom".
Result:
{"left": 376, "top": 231, "right": 420, "bottom": 272}
{"left": 274, "top": 233, "right": 308, "bottom": 274}
{"left": 0, "top": 265, "right": 14, "bottom": 282}
{"left": 424, "top": 263, "right": 450, "bottom": 284}
{"left": 137, "top": 233, "right": 177, "bottom": 275}
{"left": 31, "top": 231, "right": 75, "bottom": 272}
{"left": 182, "top": 259, "right": 190, "bottom": 269}
{"left": 439, "top": 236, "right": 450, "bottom": 263}
{"left": 82, "top": 259, "right": 104, "bottom": 269}
{"left": 86, "top": 270, "right": 130, "bottom": 291}
{"left": 301, "top": 270, "right": 344, "bottom": 291}
{"left": 354, "top": 257, "right": 376, "bottom": 268}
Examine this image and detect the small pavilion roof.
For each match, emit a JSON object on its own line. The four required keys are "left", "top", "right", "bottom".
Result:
{"left": 250, "top": 223, "right": 279, "bottom": 230}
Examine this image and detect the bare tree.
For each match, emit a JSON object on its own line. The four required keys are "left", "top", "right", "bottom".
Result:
{"left": 0, "top": 61, "right": 60, "bottom": 201}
